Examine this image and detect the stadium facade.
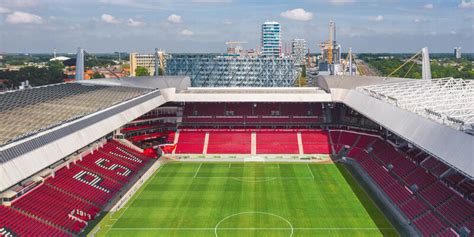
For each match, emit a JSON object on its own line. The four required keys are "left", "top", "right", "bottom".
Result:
{"left": 0, "top": 75, "right": 472, "bottom": 236}
{"left": 166, "top": 54, "right": 299, "bottom": 87}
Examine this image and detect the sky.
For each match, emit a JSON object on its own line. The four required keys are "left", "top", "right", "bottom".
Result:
{"left": 0, "top": 0, "right": 473, "bottom": 54}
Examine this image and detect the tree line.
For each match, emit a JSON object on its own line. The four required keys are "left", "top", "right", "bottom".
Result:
{"left": 0, "top": 61, "right": 66, "bottom": 88}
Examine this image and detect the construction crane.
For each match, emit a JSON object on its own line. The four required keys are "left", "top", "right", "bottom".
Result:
{"left": 327, "top": 21, "right": 335, "bottom": 65}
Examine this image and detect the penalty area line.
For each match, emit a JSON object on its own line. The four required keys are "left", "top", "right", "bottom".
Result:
{"left": 306, "top": 163, "right": 315, "bottom": 179}
{"left": 194, "top": 163, "right": 203, "bottom": 178}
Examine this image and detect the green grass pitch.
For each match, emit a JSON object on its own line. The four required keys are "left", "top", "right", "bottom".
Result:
{"left": 93, "top": 162, "right": 398, "bottom": 237}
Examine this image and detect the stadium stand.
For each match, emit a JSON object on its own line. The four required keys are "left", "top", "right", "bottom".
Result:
{"left": 180, "top": 102, "right": 326, "bottom": 126}
{"left": 335, "top": 130, "right": 473, "bottom": 236}
{"left": 0, "top": 140, "right": 152, "bottom": 235}
{"left": 256, "top": 131, "right": 299, "bottom": 154}
{"left": 207, "top": 131, "right": 251, "bottom": 154}
{"left": 1, "top": 76, "right": 472, "bottom": 237}
{"left": 301, "top": 130, "right": 331, "bottom": 154}
{"left": 175, "top": 131, "right": 206, "bottom": 154}
{"left": 0, "top": 205, "right": 69, "bottom": 236}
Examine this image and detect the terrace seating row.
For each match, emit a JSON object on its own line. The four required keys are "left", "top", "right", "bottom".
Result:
{"left": 182, "top": 115, "right": 324, "bottom": 124}
{"left": 256, "top": 132, "right": 299, "bottom": 154}
{"left": 12, "top": 187, "right": 86, "bottom": 234}
{"left": 175, "top": 131, "right": 206, "bottom": 154}
{"left": 338, "top": 132, "right": 473, "bottom": 236}
{"left": 413, "top": 212, "right": 452, "bottom": 237}
{"left": 121, "top": 122, "right": 174, "bottom": 133}
{"left": 348, "top": 149, "right": 454, "bottom": 236}
{"left": 0, "top": 206, "right": 69, "bottom": 236}
{"left": 182, "top": 102, "right": 325, "bottom": 117}
{"left": 1, "top": 140, "right": 153, "bottom": 235}
{"left": 207, "top": 132, "right": 251, "bottom": 154}
{"left": 301, "top": 131, "right": 331, "bottom": 154}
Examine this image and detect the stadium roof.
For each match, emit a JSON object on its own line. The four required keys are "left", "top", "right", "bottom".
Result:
{"left": 316, "top": 75, "right": 405, "bottom": 92}
{"left": 0, "top": 76, "right": 190, "bottom": 191}
{"left": 77, "top": 76, "right": 190, "bottom": 91}
{"left": 321, "top": 75, "right": 473, "bottom": 177}
{"left": 358, "top": 78, "right": 474, "bottom": 134}
{"left": 0, "top": 83, "right": 151, "bottom": 146}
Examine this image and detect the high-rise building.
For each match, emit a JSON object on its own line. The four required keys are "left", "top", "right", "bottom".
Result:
{"left": 261, "top": 21, "right": 281, "bottom": 58}
{"left": 291, "top": 38, "right": 307, "bottom": 66}
{"left": 454, "top": 47, "right": 462, "bottom": 60}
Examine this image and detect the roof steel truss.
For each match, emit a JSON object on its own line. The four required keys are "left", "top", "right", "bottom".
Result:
{"left": 358, "top": 78, "right": 474, "bottom": 133}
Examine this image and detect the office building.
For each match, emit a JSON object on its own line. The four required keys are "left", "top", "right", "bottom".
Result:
{"left": 261, "top": 21, "right": 282, "bottom": 58}
{"left": 292, "top": 38, "right": 307, "bottom": 66}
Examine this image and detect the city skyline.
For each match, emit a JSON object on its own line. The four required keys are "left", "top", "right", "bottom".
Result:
{"left": 0, "top": 0, "right": 473, "bottom": 53}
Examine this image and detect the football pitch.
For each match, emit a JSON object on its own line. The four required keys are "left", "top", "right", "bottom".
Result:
{"left": 94, "top": 162, "right": 398, "bottom": 237}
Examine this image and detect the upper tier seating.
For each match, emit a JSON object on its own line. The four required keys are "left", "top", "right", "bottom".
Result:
{"left": 225, "top": 103, "right": 252, "bottom": 116}
{"left": 181, "top": 103, "right": 326, "bottom": 125}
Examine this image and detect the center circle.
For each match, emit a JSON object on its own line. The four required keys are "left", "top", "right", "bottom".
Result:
{"left": 214, "top": 212, "right": 294, "bottom": 237}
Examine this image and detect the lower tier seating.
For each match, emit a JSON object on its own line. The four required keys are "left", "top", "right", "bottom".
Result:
{"left": 301, "top": 131, "right": 331, "bottom": 154}
{"left": 207, "top": 132, "right": 251, "bottom": 154}
{"left": 0, "top": 206, "right": 69, "bottom": 236}
{"left": 175, "top": 131, "right": 206, "bottom": 154}
{"left": 256, "top": 132, "right": 299, "bottom": 154}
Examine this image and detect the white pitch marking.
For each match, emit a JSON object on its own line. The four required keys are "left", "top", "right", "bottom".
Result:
{"left": 306, "top": 164, "right": 315, "bottom": 179}
{"left": 110, "top": 227, "right": 390, "bottom": 230}
{"left": 214, "top": 212, "right": 294, "bottom": 237}
{"left": 110, "top": 165, "right": 164, "bottom": 225}
{"left": 194, "top": 163, "right": 203, "bottom": 178}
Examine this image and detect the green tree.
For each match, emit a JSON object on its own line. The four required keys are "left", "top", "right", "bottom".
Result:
{"left": 158, "top": 67, "right": 164, "bottom": 76}
{"left": 91, "top": 72, "right": 105, "bottom": 79}
{"left": 135, "top": 66, "right": 149, "bottom": 76}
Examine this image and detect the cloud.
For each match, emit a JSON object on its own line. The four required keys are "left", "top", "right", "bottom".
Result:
{"left": 167, "top": 14, "right": 182, "bottom": 23}
{"left": 0, "top": 6, "right": 11, "bottom": 13}
{"left": 458, "top": 0, "right": 474, "bottom": 9}
{"left": 413, "top": 18, "right": 428, "bottom": 23}
{"left": 368, "top": 15, "right": 384, "bottom": 22}
{"left": 181, "top": 29, "right": 194, "bottom": 36}
{"left": 6, "top": 11, "right": 43, "bottom": 24}
{"left": 280, "top": 8, "right": 313, "bottom": 21}
{"left": 329, "top": 0, "right": 356, "bottom": 5}
{"left": 222, "top": 19, "right": 232, "bottom": 25}
{"left": 423, "top": 3, "right": 434, "bottom": 10}
{"left": 101, "top": 14, "right": 120, "bottom": 24}
{"left": 127, "top": 18, "right": 145, "bottom": 27}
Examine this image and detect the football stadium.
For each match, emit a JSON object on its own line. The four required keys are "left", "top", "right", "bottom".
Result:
{"left": 0, "top": 75, "right": 473, "bottom": 237}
